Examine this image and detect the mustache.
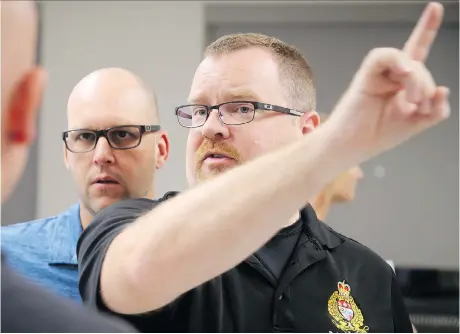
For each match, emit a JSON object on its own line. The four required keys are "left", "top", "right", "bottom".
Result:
{"left": 195, "top": 139, "right": 241, "bottom": 164}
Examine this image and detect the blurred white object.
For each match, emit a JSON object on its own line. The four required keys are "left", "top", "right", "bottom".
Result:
{"left": 386, "top": 260, "right": 395, "bottom": 272}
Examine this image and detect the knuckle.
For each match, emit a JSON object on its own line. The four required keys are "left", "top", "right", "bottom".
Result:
{"left": 364, "top": 47, "right": 408, "bottom": 70}
{"left": 366, "top": 47, "right": 399, "bottom": 60}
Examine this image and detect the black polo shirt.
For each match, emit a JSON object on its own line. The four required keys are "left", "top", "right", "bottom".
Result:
{"left": 77, "top": 192, "right": 413, "bottom": 333}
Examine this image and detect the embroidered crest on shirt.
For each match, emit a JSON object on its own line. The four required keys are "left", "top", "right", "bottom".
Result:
{"left": 328, "top": 281, "right": 369, "bottom": 333}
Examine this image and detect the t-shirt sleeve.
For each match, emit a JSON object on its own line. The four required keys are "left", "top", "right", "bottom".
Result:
{"left": 391, "top": 271, "right": 413, "bottom": 333}
{"left": 77, "top": 198, "right": 158, "bottom": 314}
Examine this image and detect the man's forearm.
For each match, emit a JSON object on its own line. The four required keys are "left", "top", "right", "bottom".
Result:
{"left": 101, "top": 123, "right": 349, "bottom": 314}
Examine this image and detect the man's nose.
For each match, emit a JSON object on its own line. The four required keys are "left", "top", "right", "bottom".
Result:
{"left": 92, "top": 137, "right": 115, "bottom": 165}
{"left": 201, "top": 110, "right": 230, "bottom": 140}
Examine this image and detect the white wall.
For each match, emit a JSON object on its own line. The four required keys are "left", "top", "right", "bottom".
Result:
{"left": 37, "top": 1, "right": 205, "bottom": 218}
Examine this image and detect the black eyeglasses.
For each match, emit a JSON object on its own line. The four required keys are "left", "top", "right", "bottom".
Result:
{"left": 62, "top": 125, "right": 161, "bottom": 153}
{"left": 174, "top": 101, "right": 303, "bottom": 128}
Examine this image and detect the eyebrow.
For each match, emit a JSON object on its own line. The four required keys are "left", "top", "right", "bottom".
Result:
{"left": 187, "top": 94, "right": 205, "bottom": 104}
{"left": 67, "top": 121, "right": 143, "bottom": 131}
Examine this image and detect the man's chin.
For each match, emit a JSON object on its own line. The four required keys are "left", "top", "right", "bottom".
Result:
{"left": 89, "top": 195, "right": 129, "bottom": 214}
{"left": 196, "top": 157, "right": 243, "bottom": 178}
{"left": 196, "top": 173, "right": 219, "bottom": 183}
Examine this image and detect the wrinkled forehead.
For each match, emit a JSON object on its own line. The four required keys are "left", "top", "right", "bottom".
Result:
{"left": 189, "top": 50, "right": 282, "bottom": 105}
{"left": 67, "top": 85, "right": 157, "bottom": 130}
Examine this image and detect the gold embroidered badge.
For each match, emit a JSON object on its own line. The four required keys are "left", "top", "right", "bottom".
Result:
{"left": 328, "top": 281, "right": 369, "bottom": 333}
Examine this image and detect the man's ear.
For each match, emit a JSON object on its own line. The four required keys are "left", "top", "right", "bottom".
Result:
{"left": 5, "top": 67, "right": 47, "bottom": 145}
{"left": 300, "top": 110, "right": 320, "bottom": 135}
{"left": 155, "top": 130, "right": 170, "bottom": 169}
{"left": 63, "top": 142, "right": 70, "bottom": 170}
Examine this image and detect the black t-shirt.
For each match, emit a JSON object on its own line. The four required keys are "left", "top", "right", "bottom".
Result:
{"left": 77, "top": 192, "right": 413, "bottom": 333}
{"left": 1, "top": 255, "right": 136, "bottom": 333}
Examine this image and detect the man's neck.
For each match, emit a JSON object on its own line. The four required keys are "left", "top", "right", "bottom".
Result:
{"left": 78, "top": 190, "right": 155, "bottom": 230}
{"left": 79, "top": 205, "right": 94, "bottom": 230}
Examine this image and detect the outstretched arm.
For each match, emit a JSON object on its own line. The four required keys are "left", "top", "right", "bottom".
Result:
{"left": 90, "top": 2, "right": 449, "bottom": 315}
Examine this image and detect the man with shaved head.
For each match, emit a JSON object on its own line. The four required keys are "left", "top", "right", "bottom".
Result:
{"left": 65, "top": 67, "right": 167, "bottom": 225}
{"left": 1, "top": 1, "right": 136, "bottom": 332}
{"left": 2, "top": 65, "right": 169, "bottom": 301}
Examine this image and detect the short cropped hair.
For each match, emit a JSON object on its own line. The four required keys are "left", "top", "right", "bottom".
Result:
{"left": 204, "top": 33, "right": 316, "bottom": 113}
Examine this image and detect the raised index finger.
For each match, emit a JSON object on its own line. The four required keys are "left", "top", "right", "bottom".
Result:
{"left": 403, "top": 2, "right": 444, "bottom": 62}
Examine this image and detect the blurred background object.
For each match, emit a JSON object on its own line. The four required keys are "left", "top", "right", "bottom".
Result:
{"left": 395, "top": 268, "right": 459, "bottom": 333}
